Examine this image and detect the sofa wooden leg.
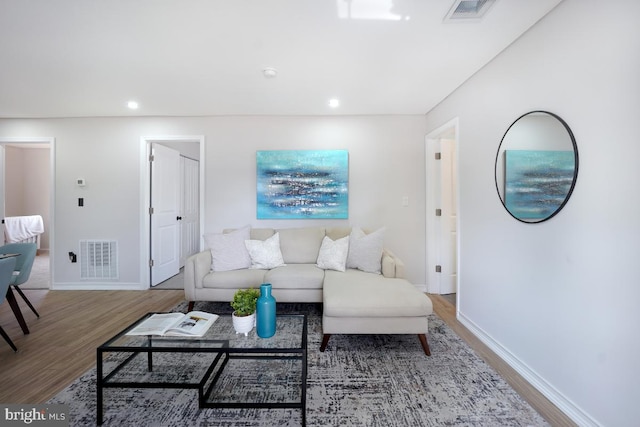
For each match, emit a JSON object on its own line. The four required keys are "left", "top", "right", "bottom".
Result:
{"left": 418, "top": 334, "right": 431, "bottom": 356}
{"left": 320, "top": 334, "right": 331, "bottom": 352}
{"left": 187, "top": 301, "right": 195, "bottom": 312}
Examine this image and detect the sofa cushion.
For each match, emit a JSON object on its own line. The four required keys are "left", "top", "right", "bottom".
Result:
{"left": 323, "top": 270, "right": 432, "bottom": 317}
{"left": 249, "top": 228, "right": 275, "bottom": 241}
{"left": 245, "top": 232, "right": 285, "bottom": 269}
{"left": 325, "top": 227, "right": 351, "bottom": 241}
{"left": 346, "top": 227, "right": 385, "bottom": 274}
{"left": 316, "top": 235, "right": 349, "bottom": 272}
{"left": 202, "top": 269, "right": 267, "bottom": 289}
{"left": 277, "top": 227, "right": 325, "bottom": 264}
{"left": 264, "top": 264, "right": 325, "bottom": 290}
{"left": 204, "top": 226, "right": 252, "bottom": 272}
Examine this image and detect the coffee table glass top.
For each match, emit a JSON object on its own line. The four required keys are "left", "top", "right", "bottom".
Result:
{"left": 101, "top": 313, "right": 306, "bottom": 351}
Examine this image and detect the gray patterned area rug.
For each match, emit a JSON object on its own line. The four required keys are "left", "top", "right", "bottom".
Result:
{"left": 49, "top": 302, "right": 549, "bottom": 426}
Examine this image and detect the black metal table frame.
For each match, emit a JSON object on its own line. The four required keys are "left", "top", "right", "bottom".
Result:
{"left": 96, "top": 313, "right": 308, "bottom": 426}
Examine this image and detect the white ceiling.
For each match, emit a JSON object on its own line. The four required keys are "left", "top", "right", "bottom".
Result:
{"left": 0, "top": 0, "right": 563, "bottom": 118}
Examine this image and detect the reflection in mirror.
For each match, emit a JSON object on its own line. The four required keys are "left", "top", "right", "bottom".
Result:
{"left": 495, "top": 111, "right": 578, "bottom": 223}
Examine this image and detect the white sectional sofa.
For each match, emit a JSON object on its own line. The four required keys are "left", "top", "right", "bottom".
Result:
{"left": 184, "top": 226, "right": 433, "bottom": 355}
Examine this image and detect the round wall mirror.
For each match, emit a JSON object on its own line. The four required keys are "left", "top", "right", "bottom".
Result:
{"left": 495, "top": 111, "right": 578, "bottom": 223}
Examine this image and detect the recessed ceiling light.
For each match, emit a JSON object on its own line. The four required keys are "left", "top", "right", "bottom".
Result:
{"left": 127, "top": 101, "right": 139, "bottom": 109}
{"left": 329, "top": 98, "right": 340, "bottom": 108}
{"left": 263, "top": 67, "right": 278, "bottom": 78}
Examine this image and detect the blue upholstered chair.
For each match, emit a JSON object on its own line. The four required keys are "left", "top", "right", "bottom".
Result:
{"left": 0, "top": 243, "right": 39, "bottom": 319}
{"left": 0, "top": 256, "right": 19, "bottom": 351}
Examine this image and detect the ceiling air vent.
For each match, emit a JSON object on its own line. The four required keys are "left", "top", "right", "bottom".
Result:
{"left": 445, "top": 0, "right": 496, "bottom": 21}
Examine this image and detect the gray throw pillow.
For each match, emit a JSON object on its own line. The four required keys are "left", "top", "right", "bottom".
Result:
{"left": 346, "top": 227, "right": 385, "bottom": 274}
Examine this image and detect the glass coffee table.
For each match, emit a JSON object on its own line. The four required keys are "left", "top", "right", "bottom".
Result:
{"left": 96, "top": 313, "right": 307, "bottom": 425}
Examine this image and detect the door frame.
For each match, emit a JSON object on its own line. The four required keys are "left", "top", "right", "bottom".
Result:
{"left": 139, "top": 135, "right": 205, "bottom": 288}
{"left": 425, "top": 118, "right": 460, "bottom": 298}
{"left": 0, "top": 136, "right": 55, "bottom": 289}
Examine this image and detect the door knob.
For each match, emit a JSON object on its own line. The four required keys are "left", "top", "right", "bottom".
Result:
{"left": 176, "top": 216, "right": 183, "bottom": 221}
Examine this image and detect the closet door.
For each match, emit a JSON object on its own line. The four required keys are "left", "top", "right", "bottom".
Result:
{"left": 180, "top": 156, "right": 200, "bottom": 267}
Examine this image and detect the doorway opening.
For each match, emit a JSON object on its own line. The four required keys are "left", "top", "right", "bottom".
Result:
{"left": 426, "top": 119, "right": 459, "bottom": 304}
{"left": 0, "top": 137, "right": 55, "bottom": 290}
{"left": 140, "top": 135, "right": 205, "bottom": 289}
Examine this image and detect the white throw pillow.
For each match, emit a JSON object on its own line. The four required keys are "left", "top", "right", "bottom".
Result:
{"left": 346, "top": 227, "right": 385, "bottom": 274}
{"left": 244, "top": 232, "right": 285, "bottom": 269}
{"left": 316, "top": 235, "right": 350, "bottom": 272}
{"left": 204, "top": 226, "right": 252, "bottom": 272}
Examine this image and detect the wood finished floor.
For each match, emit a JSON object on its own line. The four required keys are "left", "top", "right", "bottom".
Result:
{"left": 0, "top": 289, "right": 184, "bottom": 404}
{"left": 0, "top": 289, "right": 575, "bottom": 426}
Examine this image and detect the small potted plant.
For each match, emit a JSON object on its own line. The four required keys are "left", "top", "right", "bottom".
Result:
{"left": 230, "top": 288, "right": 260, "bottom": 336}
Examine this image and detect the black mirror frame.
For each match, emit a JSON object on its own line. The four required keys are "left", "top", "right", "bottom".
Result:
{"left": 495, "top": 110, "right": 579, "bottom": 224}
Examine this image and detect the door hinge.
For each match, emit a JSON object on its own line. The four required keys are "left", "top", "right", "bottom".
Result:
{"left": 435, "top": 208, "right": 442, "bottom": 217}
{"left": 149, "top": 154, "right": 154, "bottom": 162}
{"left": 149, "top": 207, "right": 154, "bottom": 215}
{"left": 435, "top": 265, "right": 442, "bottom": 273}
{"left": 149, "top": 259, "right": 154, "bottom": 267}
{"left": 435, "top": 152, "right": 441, "bottom": 160}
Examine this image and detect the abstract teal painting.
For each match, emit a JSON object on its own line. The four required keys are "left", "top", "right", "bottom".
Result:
{"left": 257, "top": 150, "right": 349, "bottom": 219}
{"left": 505, "top": 150, "right": 575, "bottom": 220}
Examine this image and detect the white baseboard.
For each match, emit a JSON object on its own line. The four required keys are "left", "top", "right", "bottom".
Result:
{"left": 51, "top": 282, "right": 147, "bottom": 291}
{"left": 457, "top": 312, "right": 599, "bottom": 427}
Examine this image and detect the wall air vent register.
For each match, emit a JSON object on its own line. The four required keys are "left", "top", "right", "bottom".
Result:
{"left": 80, "top": 240, "right": 118, "bottom": 280}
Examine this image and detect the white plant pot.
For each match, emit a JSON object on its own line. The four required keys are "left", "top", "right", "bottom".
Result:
{"left": 232, "top": 312, "right": 255, "bottom": 336}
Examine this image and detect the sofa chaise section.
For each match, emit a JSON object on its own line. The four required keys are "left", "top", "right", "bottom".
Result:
{"left": 320, "top": 269, "right": 433, "bottom": 355}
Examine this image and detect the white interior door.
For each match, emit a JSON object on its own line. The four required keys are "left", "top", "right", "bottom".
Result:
{"left": 180, "top": 156, "right": 200, "bottom": 266}
{"left": 150, "top": 143, "right": 180, "bottom": 286}
{"left": 426, "top": 122, "right": 459, "bottom": 295}
{"left": 439, "top": 138, "right": 458, "bottom": 294}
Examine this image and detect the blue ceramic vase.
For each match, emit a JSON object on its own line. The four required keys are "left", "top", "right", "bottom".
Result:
{"left": 256, "top": 283, "right": 276, "bottom": 338}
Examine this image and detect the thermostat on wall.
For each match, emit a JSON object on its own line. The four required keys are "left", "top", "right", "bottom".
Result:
{"left": 77, "top": 178, "right": 85, "bottom": 187}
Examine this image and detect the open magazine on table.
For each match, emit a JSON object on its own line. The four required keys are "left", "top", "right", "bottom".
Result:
{"left": 126, "top": 311, "right": 219, "bottom": 337}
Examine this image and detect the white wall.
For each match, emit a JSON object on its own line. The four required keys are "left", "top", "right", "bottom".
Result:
{"left": 202, "top": 117, "right": 427, "bottom": 278}
{"left": 0, "top": 115, "right": 428, "bottom": 287}
{"left": 424, "top": 0, "right": 640, "bottom": 426}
